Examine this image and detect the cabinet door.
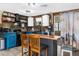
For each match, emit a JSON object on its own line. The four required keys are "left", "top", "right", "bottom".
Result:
{"left": 42, "top": 15, "right": 49, "bottom": 26}
{"left": 9, "top": 37, "right": 16, "bottom": 47}
{"left": 5, "top": 32, "right": 16, "bottom": 49}
{"left": 15, "top": 14, "right": 20, "bottom": 22}
{"left": 28, "top": 17, "right": 34, "bottom": 26}
{"left": 35, "top": 17, "right": 42, "bottom": 25}
{"left": 21, "top": 23, "right": 25, "bottom": 27}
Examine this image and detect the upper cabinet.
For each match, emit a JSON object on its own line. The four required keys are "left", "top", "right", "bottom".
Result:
{"left": 28, "top": 17, "right": 34, "bottom": 26}
{"left": 35, "top": 17, "right": 42, "bottom": 26}
{"left": 2, "top": 11, "right": 15, "bottom": 22}
{"left": 42, "top": 15, "right": 49, "bottom": 26}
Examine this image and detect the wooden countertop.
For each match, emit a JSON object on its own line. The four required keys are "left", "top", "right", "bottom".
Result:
{"left": 28, "top": 34, "right": 60, "bottom": 40}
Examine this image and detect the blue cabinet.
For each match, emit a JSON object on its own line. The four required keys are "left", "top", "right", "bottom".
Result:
{"left": 4, "top": 32, "right": 16, "bottom": 49}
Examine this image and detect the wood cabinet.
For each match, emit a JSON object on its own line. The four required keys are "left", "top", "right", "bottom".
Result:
{"left": 2, "top": 11, "right": 15, "bottom": 29}
{"left": 2, "top": 11, "right": 15, "bottom": 22}
{"left": 42, "top": 15, "right": 49, "bottom": 26}
{"left": 15, "top": 14, "right": 28, "bottom": 32}
{"left": 28, "top": 17, "right": 34, "bottom": 26}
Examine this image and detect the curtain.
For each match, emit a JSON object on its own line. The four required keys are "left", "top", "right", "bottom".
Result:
{"left": 60, "top": 12, "right": 74, "bottom": 36}
{"left": 74, "top": 12, "right": 79, "bottom": 48}
{"left": 60, "top": 13, "right": 69, "bottom": 37}
{"left": 59, "top": 11, "right": 79, "bottom": 48}
{"left": 60, "top": 12, "right": 74, "bottom": 45}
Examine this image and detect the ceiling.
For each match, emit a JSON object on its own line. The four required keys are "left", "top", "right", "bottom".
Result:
{"left": 0, "top": 3, "right": 79, "bottom": 16}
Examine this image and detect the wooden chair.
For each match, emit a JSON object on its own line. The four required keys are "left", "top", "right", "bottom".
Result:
{"left": 21, "top": 34, "right": 29, "bottom": 56}
{"left": 29, "top": 35, "right": 48, "bottom": 56}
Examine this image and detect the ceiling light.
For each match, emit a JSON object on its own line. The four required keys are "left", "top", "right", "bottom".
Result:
{"left": 28, "top": 3, "right": 36, "bottom": 6}
{"left": 26, "top": 10, "right": 31, "bottom": 13}
{"left": 26, "top": 10, "right": 35, "bottom": 13}
{"left": 40, "top": 4, "right": 48, "bottom": 7}
{"left": 26, "top": 3, "right": 38, "bottom": 7}
{"left": 26, "top": 3, "right": 47, "bottom": 7}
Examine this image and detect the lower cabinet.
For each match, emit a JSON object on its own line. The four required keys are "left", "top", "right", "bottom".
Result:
{"left": 4, "top": 32, "right": 16, "bottom": 49}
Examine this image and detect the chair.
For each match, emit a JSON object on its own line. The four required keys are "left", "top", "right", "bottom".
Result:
{"left": 29, "top": 35, "right": 48, "bottom": 56}
{"left": 61, "top": 33, "right": 77, "bottom": 56}
{"left": 21, "top": 34, "right": 29, "bottom": 56}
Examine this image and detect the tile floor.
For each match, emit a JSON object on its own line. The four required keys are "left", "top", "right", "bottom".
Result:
{"left": 0, "top": 46, "right": 79, "bottom": 56}
{"left": 0, "top": 47, "right": 21, "bottom": 56}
